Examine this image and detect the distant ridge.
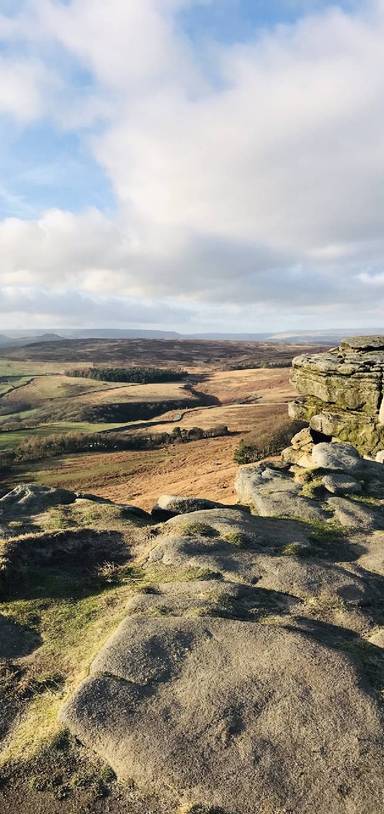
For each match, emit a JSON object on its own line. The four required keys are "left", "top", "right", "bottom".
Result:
{"left": 0, "top": 332, "right": 63, "bottom": 348}
{"left": 0, "top": 328, "right": 383, "bottom": 347}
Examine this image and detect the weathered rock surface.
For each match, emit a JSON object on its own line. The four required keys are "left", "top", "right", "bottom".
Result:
{"left": 146, "top": 508, "right": 307, "bottom": 584}
{"left": 328, "top": 497, "right": 384, "bottom": 530}
{"left": 235, "top": 463, "right": 328, "bottom": 522}
{"left": 311, "top": 442, "right": 362, "bottom": 473}
{"left": 0, "top": 483, "right": 76, "bottom": 516}
{"left": 61, "top": 614, "right": 384, "bottom": 814}
{"left": 234, "top": 445, "right": 384, "bottom": 530}
{"left": 290, "top": 336, "right": 384, "bottom": 454}
{"left": 152, "top": 494, "right": 224, "bottom": 519}
{"left": 322, "top": 473, "right": 362, "bottom": 495}
{"left": 143, "top": 508, "right": 377, "bottom": 611}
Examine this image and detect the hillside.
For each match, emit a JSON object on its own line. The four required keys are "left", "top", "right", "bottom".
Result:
{"left": 1, "top": 338, "right": 384, "bottom": 813}
{"left": 2, "top": 337, "right": 324, "bottom": 368}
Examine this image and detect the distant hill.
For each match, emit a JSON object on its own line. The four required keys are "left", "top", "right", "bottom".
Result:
{"left": 0, "top": 332, "right": 63, "bottom": 348}
{"left": 1, "top": 328, "right": 383, "bottom": 347}
{"left": 0, "top": 335, "right": 13, "bottom": 346}
{"left": 265, "top": 329, "right": 384, "bottom": 345}
{"left": 1, "top": 329, "right": 179, "bottom": 341}
{"left": 0, "top": 336, "right": 327, "bottom": 368}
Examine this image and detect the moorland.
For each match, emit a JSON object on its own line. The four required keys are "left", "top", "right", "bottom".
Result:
{"left": 0, "top": 338, "right": 324, "bottom": 507}
{"left": 3, "top": 336, "right": 384, "bottom": 814}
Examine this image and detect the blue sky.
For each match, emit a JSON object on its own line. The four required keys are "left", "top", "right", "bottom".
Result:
{"left": 0, "top": 0, "right": 359, "bottom": 220}
{"left": 0, "top": 122, "right": 115, "bottom": 218}
{"left": 0, "top": 0, "right": 383, "bottom": 331}
{"left": 181, "top": 0, "right": 357, "bottom": 42}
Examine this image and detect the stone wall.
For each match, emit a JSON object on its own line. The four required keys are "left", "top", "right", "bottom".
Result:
{"left": 289, "top": 335, "right": 384, "bottom": 454}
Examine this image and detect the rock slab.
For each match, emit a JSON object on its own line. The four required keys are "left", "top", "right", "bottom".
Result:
{"left": 61, "top": 615, "right": 384, "bottom": 814}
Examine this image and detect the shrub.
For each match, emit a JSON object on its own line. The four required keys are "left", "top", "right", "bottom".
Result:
{"left": 10, "top": 424, "right": 230, "bottom": 464}
{"left": 234, "top": 419, "right": 305, "bottom": 464}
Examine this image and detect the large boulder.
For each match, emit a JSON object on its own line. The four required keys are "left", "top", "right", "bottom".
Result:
{"left": 327, "top": 497, "right": 384, "bottom": 530}
{"left": 152, "top": 494, "right": 224, "bottom": 519}
{"left": 61, "top": 614, "right": 384, "bottom": 814}
{"left": 310, "top": 442, "right": 362, "bottom": 473}
{"left": 0, "top": 483, "right": 76, "bottom": 516}
{"left": 290, "top": 337, "right": 384, "bottom": 454}
{"left": 235, "top": 463, "right": 328, "bottom": 522}
{"left": 322, "top": 473, "right": 362, "bottom": 495}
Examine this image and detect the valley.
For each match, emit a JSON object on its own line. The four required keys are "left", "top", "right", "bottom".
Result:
{"left": 0, "top": 339, "right": 320, "bottom": 507}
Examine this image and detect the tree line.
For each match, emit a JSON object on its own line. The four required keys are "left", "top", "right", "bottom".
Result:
{"left": 65, "top": 367, "right": 187, "bottom": 384}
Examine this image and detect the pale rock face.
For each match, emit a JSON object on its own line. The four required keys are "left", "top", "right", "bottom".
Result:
{"left": 311, "top": 442, "right": 362, "bottom": 473}
{"left": 290, "top": 427, "right": 313, "bottom": 450}
{"left": 376, "top": 450, "right": 384, "bottom": 463}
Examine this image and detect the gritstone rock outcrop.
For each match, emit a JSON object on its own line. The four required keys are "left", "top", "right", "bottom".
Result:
{"left": 289, "top": 335, "right": 384, "bottom": 454}
{"left": 60, "top": 426, "right": 384, "bottom": 812}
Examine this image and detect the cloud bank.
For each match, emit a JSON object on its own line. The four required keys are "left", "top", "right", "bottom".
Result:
{"left": 0, "top": 0, "right": 383, "bottom": 330}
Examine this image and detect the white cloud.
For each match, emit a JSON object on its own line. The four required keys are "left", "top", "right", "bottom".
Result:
{"left": 0, "top": 0, "right": 384, "bottom": 328}
{"left": 0, "top": 56, "right": 50, "bottom": 121}
{"left": 0, "top": 285, "right": 193, "bottom": 328}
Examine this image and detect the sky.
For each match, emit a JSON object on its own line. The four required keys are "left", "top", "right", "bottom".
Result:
{"left": 0, "top": 0, "right": 383, "bottom": 332}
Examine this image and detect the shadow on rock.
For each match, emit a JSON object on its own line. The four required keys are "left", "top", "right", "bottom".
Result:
{"left": 287, "top": 615, "right": 384, "bottom": 694}
{"left": 0, "top": 615, "right": 42, "bottom": 659}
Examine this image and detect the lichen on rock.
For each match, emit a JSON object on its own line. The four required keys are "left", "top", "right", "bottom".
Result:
{"left": 290, "top": 336, "right": 384, "bottom": 454}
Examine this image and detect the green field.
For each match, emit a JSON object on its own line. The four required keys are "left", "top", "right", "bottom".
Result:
{"left": 0, "top": 360, "right": 65, "bottom": 377}
{"left": 0, "top": 354, "right": 200, "bottom": 461}
{"left": 0, "top": 359, "right": 129, "bottom": 454}
{"left": 0, "top": 420, "right": 132, "bottom": 451}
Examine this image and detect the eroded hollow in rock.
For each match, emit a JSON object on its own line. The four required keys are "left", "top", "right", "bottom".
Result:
{"left": 310, "top": 427, "right": 332, "bottom": 444}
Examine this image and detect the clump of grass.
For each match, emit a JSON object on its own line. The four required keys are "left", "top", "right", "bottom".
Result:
{"left": 308, "top": 520, "right": 345, "bottom": 544}
{"left": 142, "top": 565, "right": 222, "bottom": 589}
{"left": 179, "top": 521, "right": 218, "bottom": 538}
{"left": 305, "top": 590, "right": 348, "bottom": 617}
{"left": 1, "top": 690, "right": 63, "bottom": 767}
{"left": 223, "top": 531, "right": 249, "bottom": 548}
{"left": 0, "top": 565, "right": 147, "bottom": 766}
{"left": 350, "top": 494, "right": 383, "bottom": 506}
{"left": 40, "top": 500, "right": 132, "bottom": 534}
{"left": 281, "top": 542, "right": 310, "bottom": 557}
{"left": 301, "top": 477, "right": 325, "bottom": 499}
{"left": 96, "top": 561, "right": 122, "bottom": 585}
